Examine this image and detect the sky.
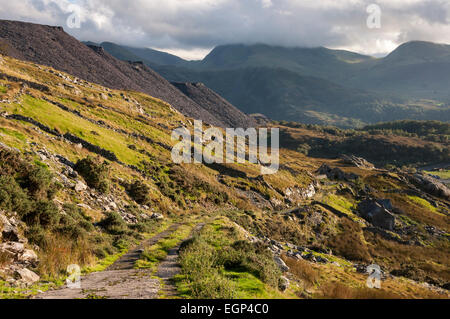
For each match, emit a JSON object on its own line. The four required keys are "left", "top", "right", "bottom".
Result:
{"left": 0, "top": 0, "right": 449, "bottom": 60}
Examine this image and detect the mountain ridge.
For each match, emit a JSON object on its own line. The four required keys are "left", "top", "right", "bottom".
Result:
{"left": 0, "top": 19, "right": 256, "bottom": 128}
{"left": 97, "top": 40, "right": 450, "bottom": 127}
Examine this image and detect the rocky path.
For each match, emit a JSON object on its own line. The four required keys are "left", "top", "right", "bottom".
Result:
{"left": 33, "top": 222, "right": 201, "bottom": 299}
{"left": 156, "top": 223, "right": 205, "bottom": 298}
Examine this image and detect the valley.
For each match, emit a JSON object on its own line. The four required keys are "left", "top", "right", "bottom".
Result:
{"left": 0, "top": 19, "right": 448, "bottom": 300}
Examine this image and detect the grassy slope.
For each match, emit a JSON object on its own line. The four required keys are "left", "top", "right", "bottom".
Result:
{"left": 0, "top": 55, "right": 448, "bottom": 299}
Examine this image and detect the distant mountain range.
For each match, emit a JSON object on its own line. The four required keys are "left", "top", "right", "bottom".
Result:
{"left": 89, "top": 41, "right": 450, "bottom": 127}
{"left": 0, "top": 19, "right": 448, "bottom": 128}
{"left": 0, "top": 20, "right": 256, "bottom": 128}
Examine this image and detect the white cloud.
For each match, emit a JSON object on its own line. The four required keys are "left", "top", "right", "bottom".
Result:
{"left": 0, "top": 0, "right": 448, "bottom": 59}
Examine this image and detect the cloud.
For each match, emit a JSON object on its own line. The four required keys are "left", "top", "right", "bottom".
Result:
{"left": 0, "top": 0, "right": 449, "bottom": 59}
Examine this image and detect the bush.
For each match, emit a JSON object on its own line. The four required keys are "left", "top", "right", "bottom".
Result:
{"left": 0, "top": 175, "right": 32, "bottom": 216}
{"left": 219, "top": 241, "right": 281, "bottom": 288}
{"left": 98, "top": 211, "right": 127, "bottom": 235}
{"left": 127, "top": 180, "right": 151, "bottom": 205}
{"left": 19, "top": 165, "right": 60, "bottom": 200}
{"left": 23, "top": 200, "right": 60, "bottom": 228}
{"left": 74, "top": 156, "right": 110, "bottom": 193}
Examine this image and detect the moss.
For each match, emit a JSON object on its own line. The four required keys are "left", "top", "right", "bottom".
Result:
{"left": 407, "top": 196, "right": 439, "bottom": 214}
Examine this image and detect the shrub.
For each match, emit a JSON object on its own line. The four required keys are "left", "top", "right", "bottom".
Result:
{"left": 219, "top": 241, "right": 281, "bottom": 288}
{"left": 127, "top": 180, "right": 151, "bottom": 205}
{"left": 19, "top": 165, "right": 60, "bottom": 200}
{"left": 23, "top": 200, "right": 60, "bottom": 228}
{"left": 0, "top": 175, "right": 32, "bottom": 216}
{"left": 98, "top": 211, "right": 127, "bottom": 235}
{"left": 74, "top": 156, "right": 110, "bottom": 193}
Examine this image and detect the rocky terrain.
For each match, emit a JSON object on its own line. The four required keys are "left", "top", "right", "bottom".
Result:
{"left": 0, "top": 19, "right": 252, "bottom": 128}
{"left": 0, "top": 26, "right": 448, "bottom": 299}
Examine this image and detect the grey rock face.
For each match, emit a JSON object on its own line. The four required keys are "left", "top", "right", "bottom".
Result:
{"left": 357, "top": 199, "right": 396, "bottom": 230}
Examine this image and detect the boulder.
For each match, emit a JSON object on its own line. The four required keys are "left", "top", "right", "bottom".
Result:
{"left": 0, "top": 213, "right": 19, "bottom": 242}
{"left": 0, "top": 242, "right": 24, "bottom": 254}
{"left": 340, "top": 154, "right": 375, "bottom": 169}
{"left": 108, "top": 202, "right": 118, "bottom": 210}
{"left": 19, "top": 249, "right": 39, "bottom": 266}
{"left": 357, "top": 199, "right": 395, "bottom": 230}
{"left": 279, "top": 276, "right": 290, "bottom": 291}
{"left": 411, "top": 174, "right": 450, "bottom": 200}
{"left": 14, "top": 268, "right": 40, "bottom": 284}
{"left": 317, "top": 164, "right": 358, "bottom": 181}
{"left": 150, "top": 213, "right": 164, "bottom": 220}
{"left": 274, "top": 256, "right": 289, "bottom": 272}
{"left": 74, "top": 180, "right": 87, "bottom": 192}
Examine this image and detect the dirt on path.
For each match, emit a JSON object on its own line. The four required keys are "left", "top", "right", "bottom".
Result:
{"left": 34, "top": 223, "right": 188, "bottom": 299}
{"left": 156, "top": 223, "right": 205, "bottom": 297}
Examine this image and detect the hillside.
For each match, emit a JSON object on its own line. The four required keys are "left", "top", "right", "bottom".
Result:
{"left": 171, "top": 82, "right": 257, "bottom": 128}
{"left": 99, "top": 41, "right": 450, "bottom": 127}
{"left": 0, "top": 19, "right": 243, "bottom": 127}
{"left": 0, "top": 53, "right": 449, "bottom": 299}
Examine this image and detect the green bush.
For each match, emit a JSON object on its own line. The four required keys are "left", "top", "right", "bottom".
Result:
{"left": 23, "top": 200, "right": 60, "bottom": 228}
{"left": 127, "top": 180, "right": 151, "bottom": 205}
{"left": 74, "top": 156, "right": 110, "bottom": 193}
{"left": 219, "top": 241, "right": 281, "bottom": 288}
{"left": 19, "top": 165, "right": 60, "bottom": 200}
{"left": 0, "top": 175, "right": 32, "bottom": 216}
{"left": 98, "top": 211, "right": 127, "bottom": 235}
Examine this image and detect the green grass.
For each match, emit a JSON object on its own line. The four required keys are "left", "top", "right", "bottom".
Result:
{"left": 176, "top": 217, "right": 288, "bottom": 299}
{"left": 223, "top": 271, "right": 286, "bottom": 298}
{"left": 8, "top": 95, "right": 147, "bottom": 165}
{"left": 407, "top": 195, "right": 440, "bottom": 214}
{"left": 0, "top": 281, "right": 52, "bottom": 299}
{"left": 135, "top": 223, "right": 194, "bottom": 271}
{"left": 323, "top": 194, "right": 356, "bottom": 216}
{"left": 424, "top": 170, "right": 450, "bottom": 180}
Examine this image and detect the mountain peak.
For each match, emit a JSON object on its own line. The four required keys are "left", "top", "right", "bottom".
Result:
{"left": 384, "top": 40, "right": 450, "bottom": 64}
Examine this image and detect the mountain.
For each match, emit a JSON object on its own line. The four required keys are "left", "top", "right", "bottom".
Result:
{"left": 171, "top": 82, "right": 257, "bottom": 127}
{"left": 347, "top": 41, "right": 450, "bottom": 99}
{"left": 83, "top": 41, "right": 189, "bottom": 68}
{"left": 99, "top": 42, "right": 450, "bottom": 127}
{"left": 0, "top": 19, "right": 252, "bottom": 127}
{"left": 0, "top": 53, "right": 449, "bottom": 298}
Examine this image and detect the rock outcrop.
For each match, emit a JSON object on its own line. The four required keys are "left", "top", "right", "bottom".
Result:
{"left": 0, "top": 211, "right": 40, "bottom": 285}
{"left": 410, "top": 174, "right": 450, "bottom": 200}
{"left": 317, "top": 164, "right": 359, "bottom": 181}
{"left": 340, "top": 154, "right": 375, "bottom": 169}
{"left": 357, "top": 199, "right": 396, "bottom": 230}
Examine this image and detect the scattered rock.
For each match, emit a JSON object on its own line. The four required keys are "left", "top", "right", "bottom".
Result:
{"left": 357, "top": 199, "right": 396, "bottom": 230}
{"left": 279, "top": 276, "right": 290, "bottom": 291}
{"left": 340, "top": 154, "right": 375, "bottom": 169}
{"left": 14, "top": 268, "right": 40, "bottom": 284}
{"left": 150, "top": 213, "right": 164, "bottom": 220}
{"left": 317, "top": 164, "right": 359, "bottom": 181}
{"left": 74, "top": 181, "right": 87, "bottom": 192}
{"left": 274, "top": 256, "right": 289, "bottom": 272}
